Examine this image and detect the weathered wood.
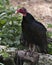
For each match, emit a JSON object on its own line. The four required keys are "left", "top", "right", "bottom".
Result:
{"left": 15, "top": 50, "right": 39, "bottom": 65}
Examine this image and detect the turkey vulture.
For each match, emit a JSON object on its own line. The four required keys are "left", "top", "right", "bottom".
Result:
{"left": 16, "top": 7, "right": 48, "bottom": 53}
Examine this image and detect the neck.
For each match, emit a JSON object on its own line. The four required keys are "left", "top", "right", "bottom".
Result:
{"left": 23, "top": 13, "right": 26, "bottom": 16}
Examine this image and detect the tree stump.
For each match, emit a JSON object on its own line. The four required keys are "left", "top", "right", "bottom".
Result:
{"left": 14, "top": 50, "right": 39, "bottom": 65}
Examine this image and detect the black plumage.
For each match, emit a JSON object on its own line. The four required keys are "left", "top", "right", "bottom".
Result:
{"left": 17, "top": 7, "right": 48, "bottom": 53}
{"left": 22, "top": 13, "right": 48, "bottom": 53}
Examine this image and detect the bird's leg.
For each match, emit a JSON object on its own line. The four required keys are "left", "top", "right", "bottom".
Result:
{"left": 29, "top": 43, "right": 32, "bottom": 51}
{"left": 25, "top": 44, "right": 35, "bottom": 56}
{"left": 24, "top": 44, "right": 32, "bottom": 56}
{"left": 32, "top": 44, "right": 36, "bottom": 52}
{"left": 28, "top": 43, "right": 34, "bottom": 56}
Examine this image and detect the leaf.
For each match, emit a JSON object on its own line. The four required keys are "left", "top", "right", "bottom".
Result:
{"left": 0, "top": 20, "right": 6, "bottom": 24}
{"left": 0, "top": 63, "right": 4, "bottom": 65}
{"left": 1, "top": 52, "right": 9, "bottom": 58}
{"left": 0, "top": 32, "right": 3, "bottom": 36}
{"left": 0, "top": 12, "right": 6, "bottom": 17}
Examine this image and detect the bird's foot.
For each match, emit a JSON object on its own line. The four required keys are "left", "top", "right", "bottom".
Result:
{"left": 24, "top": 49, "right": 31, "bottom": 56}
{"left": 24, "top": 49, "right": 35, "bottom": 57}
{"left": 26, "top": 50, "right": 34, "bottom": 57}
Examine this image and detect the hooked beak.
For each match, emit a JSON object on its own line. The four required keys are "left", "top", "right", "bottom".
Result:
{"left": 15, "top": 9, "right": 20, "bottom": 14}
{"left": 15, "top": 10, "right": 18, "bottom": 14}
{"left": 12, "top": 10, "right": 18, "bottom": 16}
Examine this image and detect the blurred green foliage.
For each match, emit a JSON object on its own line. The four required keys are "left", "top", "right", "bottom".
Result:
{"left": 48, "top": 43, "right": 52, "bottom": 54}
{"left": 47, "top": 32, "right": 52, "bottom": 38}
{"left": 47, "top": 24, "right": 52, "bottom": 28}
{"left": 47, "top": 24, "right": 52, "bottom": 54}
{"left": 0, "top": 0, "right": 22, "bottom": 47}
{"left": 0, "top": 49, "right": 9, "bottom": 58}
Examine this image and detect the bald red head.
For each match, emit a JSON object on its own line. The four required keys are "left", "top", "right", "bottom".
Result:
{"left": 16, "top": 7, "right": 27, "bottom": 16}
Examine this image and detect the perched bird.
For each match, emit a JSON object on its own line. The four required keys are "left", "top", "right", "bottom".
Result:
{"left": 16, "top": 7, "right": 48, "bottom": 53}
